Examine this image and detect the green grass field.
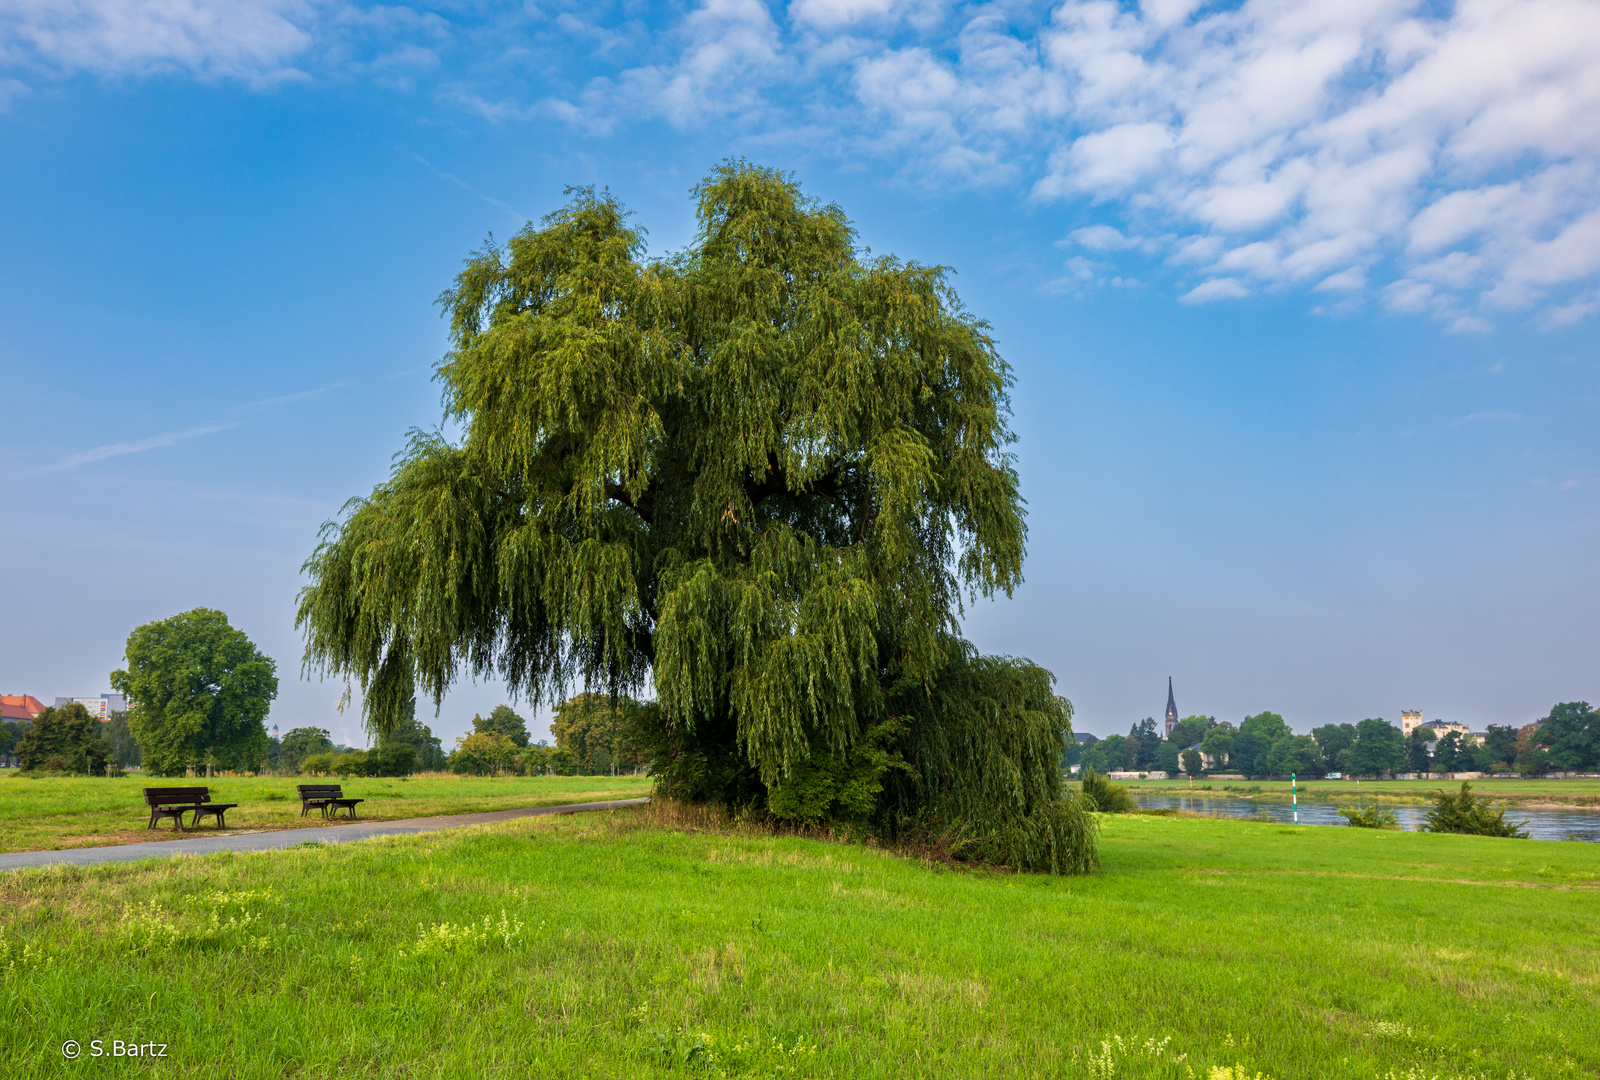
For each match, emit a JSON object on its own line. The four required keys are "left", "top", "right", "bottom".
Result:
{"left": 2, "top": 807, "right": 1595, "bottom": 1078}
{"left": 0, "top": 773, "right": 652, "bottom": 853}
{"left": 1119, "top": 776, "right": 1600, "bottom": 806}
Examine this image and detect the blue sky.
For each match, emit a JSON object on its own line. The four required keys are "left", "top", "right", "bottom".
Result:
{"left": 2, "top": 0, "right": 1597, "bottom": 745}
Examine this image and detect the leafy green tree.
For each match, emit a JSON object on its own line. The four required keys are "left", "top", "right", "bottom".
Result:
{"left": 1310, "top": 723, "right": 1356, "bottom": 773}
{"left": 1456, "top": 736, "right": 1491, "bottom": 773}
{"left": 1200, "top": 725, "right": 1234, "bottom": 768}
{"left": 1241, "top": 712, "right": 1289, "bottom": 742}
{"left": 1405, "top": 727, "right": 1436, "bottom": 773}
{"left": 1511, "top": 722, "right": 1545, "bottom": 773}
{"left": 1537, "top": 702, "right": 1598, "bottom": 771}
{"left": 1168, "top": 715, "right": 1212, "bottom": 750}
{"left": 1263, "top": 735, "right": 1324, "bottom": 778}
{"left": 370, "top": 741, "right": 418, "bottom": 776}
{"left": 103, "top": 711, "right": 142, "bottom": 769}
{"left": 1481, "top": 725, "right": 1519, "bottom": 771}
{"left": 1129, "top": 718, "right": 1161, "bottom": 767}
{"left": 296, "top": 163, "right": 1093, "bottom": 873}
{"left": 1181, "top": 749, "right": 1204, "bottom": 778}
{"left": 15, "top": 703, "right": 112, "bottom": 774}
{"left": 279, "top": 727, "right": 335, "bottom": 772}
{"left": 110, "top": 608, "right": 277, "bottom": 776}
{"left": 0, "top": 720, "right": 25, "bottom": 758}
{"left": 451, "top": 731, "right": 518, "bottom": 776}
{"left": 1081, "top": 734, "right": 1128, "bottom": 775}
{"left": 379, "top": 705, "right": 448, "bottom": 771}
{"left": 552, "top": 692, "right": 647, "bottom": 774}
{"left": 299, "top": 752, "right": 337, "bottom": 776}
{"left": 1432, "top": 731, "right": 1464, "bottom": 772}
{"left": 1229, "top": 712, "right": 1289, "bottom": 777}
{"left": 1347, "top": 718, "right": 1404, "bottom": 777}
{"left": 1512, "top": 749, "right": 1548, "bottom": 776}
{"left": 474, "top": 704, "right": 531, "bottom": 748}
{"left": 1155, "top": 740, "right": 1181, "bottom": 775}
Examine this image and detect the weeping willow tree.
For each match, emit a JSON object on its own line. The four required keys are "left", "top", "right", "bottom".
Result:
{"left": 298, "top": 161, "right": 1095, "bottom": 873}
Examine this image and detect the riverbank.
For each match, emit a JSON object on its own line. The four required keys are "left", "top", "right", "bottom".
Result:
{"left": 1117, "top": 775, "right": 1600, "bottom": 808}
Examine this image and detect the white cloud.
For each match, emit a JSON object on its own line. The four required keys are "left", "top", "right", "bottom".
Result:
{"left": 0, "top": 0, "right": 319, "bottom": 83}
{"left": 1069, "top": 223, "right": 1139, "bottom": 252}
{"left": 8, "top": 0, "right": 1600, "bottom": 325}
{"left": 1181, "top": 278, "right": 1250, "bottom": 304}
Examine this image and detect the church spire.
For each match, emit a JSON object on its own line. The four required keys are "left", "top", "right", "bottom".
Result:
{"left": 1165, "top": 676, "right": 1178, "bottom": 736}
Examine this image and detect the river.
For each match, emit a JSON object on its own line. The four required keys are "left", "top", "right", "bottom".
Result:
{"left": 1134, "top": 792, "right": 1600, "bottom": 842}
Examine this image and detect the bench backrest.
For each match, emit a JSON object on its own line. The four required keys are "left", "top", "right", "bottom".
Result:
{"left": 297, "top": 784, "right": 344, "bottom": 798}
{"left": 143, "top": 786, "right": 211, "bottom": 806}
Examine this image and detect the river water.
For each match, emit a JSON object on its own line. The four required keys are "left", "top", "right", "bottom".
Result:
{"left": 1135, "top": 792, "right": 1600, "bottom": 842}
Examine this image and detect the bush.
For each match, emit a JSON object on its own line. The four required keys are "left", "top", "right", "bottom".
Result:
{"left": 331, "top": 751, "right": 369, "bottom": 777}
{"left": 1337, "top": 803, "right": 1399, "bottom": 829}
{"left": 1078, "top": 768, "right": 1136, "bottom": 813}
{"left": 1423, "top": 781, "right": 1529, "bottom": 838}
{"left": 299, "top": 753, "right": 337, "bottom": 777}
{"left": 370, "top": 741, "right": 417, "bottom": 777}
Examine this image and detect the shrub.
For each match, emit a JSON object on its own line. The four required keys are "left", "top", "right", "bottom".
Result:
{"left": 299, "top": 753, "right": 337, "bottom": 776}
{"left": 1423, "top": 781, "right": 1529, "bottom": 838}
{"left": 331, "top": 751, "right": 369, "bottom": 777}
{"left": 1078, "top": 768, "right": 1135, "bottom": 813}
{"left": 1337, "top": 803, "right": 1399, "bottom": 829}
{"left": 370, "top": 741, "right": 417, "bottom": 777}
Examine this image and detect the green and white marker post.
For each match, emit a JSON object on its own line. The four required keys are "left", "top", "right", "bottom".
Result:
{"left": 1292, "top": 773, "right": 1298, "bottom": 824}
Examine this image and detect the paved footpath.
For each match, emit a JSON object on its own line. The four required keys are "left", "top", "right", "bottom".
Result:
{"left": 0, "top": 798, "right": 649, "bottom": 872}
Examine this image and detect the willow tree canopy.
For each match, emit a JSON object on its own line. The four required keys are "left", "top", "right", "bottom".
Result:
{"left": 299, "top": 162, "right": 1092, "bottom": 872}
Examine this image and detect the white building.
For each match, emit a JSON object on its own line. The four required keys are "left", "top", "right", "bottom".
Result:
{"left": 54, "top": 695, "right": 127, "bottom": 721}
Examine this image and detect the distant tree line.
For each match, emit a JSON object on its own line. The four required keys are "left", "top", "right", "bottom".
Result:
{"left": 1071, "top": 702, "right": 1598, "bottom": 779}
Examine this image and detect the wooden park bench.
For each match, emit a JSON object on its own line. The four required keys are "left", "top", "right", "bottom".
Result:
{"left": 297, "top": 784, "right": 364, "bottom": 821}
{"left": 143, "top": 786, "right": 238, "bottom": 831}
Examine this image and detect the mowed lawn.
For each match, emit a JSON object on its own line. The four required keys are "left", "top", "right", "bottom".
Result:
{"left": 0, "top": 774, "right": 653, "bottom": 853}
{"left": 2, "top": 811, "right": 1595, "bottom": 1079}
{"left": 1121, "top": 776, "right": 1600, "bottom": 806}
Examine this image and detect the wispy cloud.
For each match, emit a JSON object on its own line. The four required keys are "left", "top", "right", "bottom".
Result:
{"left": 43, "top": 423, "right": 237, "bottom": 472}
{"left": 40, "top": 380, "right": 353, "bottom": 472}
{"left": 412, "top": 155, "right": 527, "bottom": 222}
{"left": 237, "top": 381, "right": 351, "bottom": 411}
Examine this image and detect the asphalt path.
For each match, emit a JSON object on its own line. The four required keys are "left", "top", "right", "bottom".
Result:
{"left": 0, "top": 797, "right": 650, "bottom": 872}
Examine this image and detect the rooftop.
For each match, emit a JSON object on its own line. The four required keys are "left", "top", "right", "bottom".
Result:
{"left": 1, "top": 695, "right": 46, "bottom": 721}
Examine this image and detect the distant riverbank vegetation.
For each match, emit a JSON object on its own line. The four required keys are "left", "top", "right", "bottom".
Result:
{"left": 1074, "top": 701, "right": 1600, "bottom": 781}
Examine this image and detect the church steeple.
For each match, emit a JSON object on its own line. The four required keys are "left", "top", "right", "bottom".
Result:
{"left": 1164, "top": 677, "right": 1178, "bottom": 737}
